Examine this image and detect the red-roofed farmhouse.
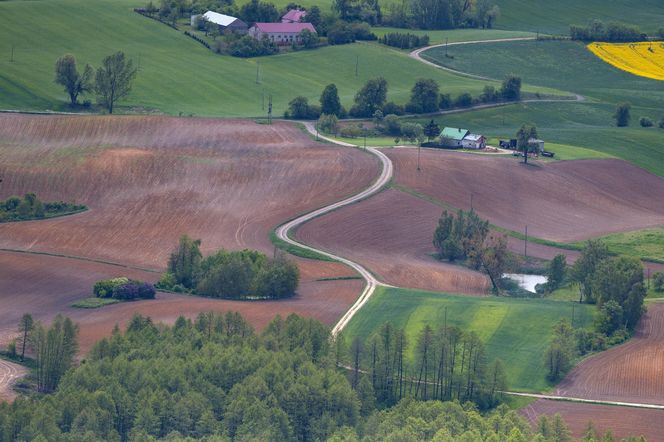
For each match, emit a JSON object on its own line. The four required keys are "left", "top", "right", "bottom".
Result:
{"left": 248, "top": 22, "right": 316, "bottom": 45}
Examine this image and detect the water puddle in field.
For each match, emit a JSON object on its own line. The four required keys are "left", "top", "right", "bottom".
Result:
{"left": 503, "top": 273, "right": 548, "bottom": 293}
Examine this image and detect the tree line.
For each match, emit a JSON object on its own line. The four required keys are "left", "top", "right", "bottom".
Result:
{"left": 570, "top": 19, "right": 646, "bottom": 42}
{"left": 54, "top": 52, "right": 137, "bottom": 113}
{"left": 287, "top": 74, "right": 522, "bottom": 121}
{"left": 378, "top": 32, "right": 430, "bottom": 49}
{"left": 1, "top": 311, "right": 628, "bottom": 441}
{"left": 156, "top": 235, "right": 299, "bottom": 299}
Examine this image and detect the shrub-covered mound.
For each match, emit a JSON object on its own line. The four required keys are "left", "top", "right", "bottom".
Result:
{"left": 157, "top": 235, "right": 299, "bottom": 300}
{"left": 0, "top": 193, "right": 86, "bottom": 222}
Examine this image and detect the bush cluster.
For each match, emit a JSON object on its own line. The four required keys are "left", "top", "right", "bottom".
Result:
{"left": 229, "top": 35, "right": 278, "bottom": 57}
{"left": 183, "top": 30, "right": 211, "bottom": 49}
{"left": 158, "top": 235, "right": 299, "bottom": 299}
{"left": 93, "top": 277, "right": 156, "bottom": 300}
{"left": 378, "top": 32, "right": 430, "bottom": 49}
{"left": 570, "top": 19, "right": 646, "bottom": 42}
{"left": 0, "top": 193, "right": 85, "bottom": 222}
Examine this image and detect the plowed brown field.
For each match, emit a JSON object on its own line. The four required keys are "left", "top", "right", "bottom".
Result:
{"left": 0, "top": 114, "right": 379, "bottom": 267}
{"left": 297, "top": 188, "right": 489, "bottom": 294}
{"left": 0, "top": 114, "right": 379, "bottom": 351}
{"left": 387, "top": 149, "right": 664, "bottom": 242}
{"left": 556, "top": 302, "right": 664, "bottom": 405}
{"left": 523, "top": 399, "right": 662, "bottom": 441}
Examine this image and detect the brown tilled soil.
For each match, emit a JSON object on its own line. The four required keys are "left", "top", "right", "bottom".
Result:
{"left": 0, "top": 251, "right": 362, "bottom": 354}
{"left": 0, "top": 114, "right": 379, "bottom": 267}
{"left": 387, "top": 149, "right": 664, "bottom": 242}
{"left": 296, "top": 188, "right": 489, "bottom": 294}
{"left": 523, "top": 399, "right": 663, "bottom": 441}
{"left": 0, "top": 114, "right": 379, "bottom": 352}
{"left": 555, "top": 302, "right": 664, "bottom": 405}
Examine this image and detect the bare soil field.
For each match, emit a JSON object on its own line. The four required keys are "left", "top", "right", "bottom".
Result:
{"left": 296, "top": 188, "right": 489, "bottom": 294}
{"left": 523, "top": 399, "right": 663, "bottom": 441}
{"left": 0, "top": 114, "right": 379, "bottom": 267}
{"left": 0, "top": 114, "right": 378, "bottom": 351}
{"left": 387, "top": 149, "right": 664, "bottom": 242}
{"left": 555, "top": 302, "right": 664, "bottom": 405}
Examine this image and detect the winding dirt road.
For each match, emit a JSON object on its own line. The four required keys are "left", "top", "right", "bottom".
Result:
{"left": 276, "top": 122, "right": 393, "bottom": 336}
{"left": 0, "top": 358, "right": 27, "bottom": 402}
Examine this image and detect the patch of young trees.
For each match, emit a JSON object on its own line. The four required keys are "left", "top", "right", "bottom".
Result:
{"left": 157, "top": 235, "right": 300, "bottom": 299}
{"left": 346, "top": 321, "right": 507, "bottom": 410}
{"left": 433, "top": 209, "right": 512, "bottom": 292}
{"left": 0, "top": 193, "right": 85, "bottom": 222}
{"left": 54, "top": 51, "right": 137, "bottom": 113}
{"left": 0, "top": 311, "right": 584, "bottom": 441}
{"left": 570, "top": 19, "right": 646, "bottom": 42}
{"left": 386, "top": 0, "right": 500, "bottom": 30}
{"left": 93, "top": 277, "right": 156, "bottom": 301}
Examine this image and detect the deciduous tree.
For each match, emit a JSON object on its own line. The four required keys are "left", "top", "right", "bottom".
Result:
{"left": 94, "top": 51, "right": 137, "bottom": 114}
{"left": 55, "top": 54, "right": 94, "bottom": 106}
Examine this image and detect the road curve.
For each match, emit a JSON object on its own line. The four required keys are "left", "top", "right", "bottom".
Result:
{"left": 0, "top": 358, "right": 27, "bottom": 402}
{"left": 410, "top": 37, "right": 585, "bottom": 104}
{"left": 276, "top": 122, "right": 393, "bottom": 337}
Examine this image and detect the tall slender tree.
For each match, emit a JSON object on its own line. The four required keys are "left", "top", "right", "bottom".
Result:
{"left": 95, "top": 51, "right": 138, "bottom": 114}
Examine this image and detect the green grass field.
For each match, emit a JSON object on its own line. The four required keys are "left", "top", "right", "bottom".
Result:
{"left": 70, "top": 297, "right": 121, "bottom": 308}
{"left": 370, "top": 27, "right": 537, "bottom": 45}
{"left": 341, "top": 287, "right": 595, "bottom": 392}
{"left": 422, "top": 39, "right": 664, "bottom": 109}
{"left": 582, "top": 227, "right": 664, "bottom": 264}
{"left": 493, "top": 0, "right": 664, "bottom": 35}
{"left": 0, "top": 0, "right": 564, "bottom": 117}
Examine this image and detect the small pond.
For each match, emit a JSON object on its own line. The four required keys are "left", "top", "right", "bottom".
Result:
{"left": 503, "top": 273, "right": 548, "bottom": 293}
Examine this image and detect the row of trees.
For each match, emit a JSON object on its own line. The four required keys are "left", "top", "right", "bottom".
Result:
{"left": 378, "top": 31, "right": 430, "bottom": 49}
{"left": 288, "top": 75, "right": 522, "bottom": 120}
{"left": 383, "top": 0, "right": 500, "bottom": 30}
{"left": 1, "top": 311, "right": 600, "bottom": 441}
{"left": 157, "top": 235, "right": 299, "bottom": 299}
{"left": 0, "top": 193, "right": 85, "bottom": 222}
{"left": 570, "top": 19, "right": 646, "bottom": 42}
{"left": 54, "top": 52, "right": 137, "bottom": 113}
{"left": 433, "top": 209, "right": 511, "bottom": 291}
{"left": 613, "top": 102, "right": 664, "bottom": 129}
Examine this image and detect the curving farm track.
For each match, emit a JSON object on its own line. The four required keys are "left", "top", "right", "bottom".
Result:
{"left": 277, "top": 122, "right": 393, "bottom": 336}
{"left": 0, "top": 358, "right": 27, "bottom": 402}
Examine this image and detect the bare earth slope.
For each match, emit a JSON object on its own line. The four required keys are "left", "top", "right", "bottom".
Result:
{"left": 0, "top": 114, "right": 379, "bottom": 351}
{"left": 297, "top": 188, "right": 489, "bottom": 294}
{"left": 387, "top": 149, "right": 664, "bottom": 242}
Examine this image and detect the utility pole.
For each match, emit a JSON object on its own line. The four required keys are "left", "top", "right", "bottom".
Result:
{"left": 267, "top": 95, "right": 272, "bottom": 124}
{"left": 571, "top": 303, "right": 575, "bottom": 327}
{"left": 355, "top": 55, "right": 359, "bottom": 77}
{"left": 445, "top": 38, "right": 448, "bottom": 57}
{"left": 524, "top": 225, "right": 528, "bottom": 258}
{"left": 417, "top": 143, "right": 421, "bottom": 171}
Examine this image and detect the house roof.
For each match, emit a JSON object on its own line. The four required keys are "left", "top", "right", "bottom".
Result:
{"left": 440, "top": 127, "right": 469, "bottom": 141}
{"left": 252, "top": 22, "right": 316, "bottom": 33}
{"left": 464, "top": 134, "right": 485, "bottom": 142}
{"left": 202, "top": 11, "right": 239, "bottom": 27}
{"left": 282, "top": 9, "right": 306, "bottom": 22}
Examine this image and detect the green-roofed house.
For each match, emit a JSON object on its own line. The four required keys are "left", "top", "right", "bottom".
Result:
{"left": 440, "top": 127, "right": 470, "bottom": 148}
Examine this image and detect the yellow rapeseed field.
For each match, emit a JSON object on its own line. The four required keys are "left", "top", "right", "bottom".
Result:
{"left": 588, "top": 42, "right": 664, "bottom": 81}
